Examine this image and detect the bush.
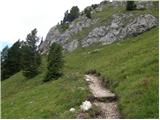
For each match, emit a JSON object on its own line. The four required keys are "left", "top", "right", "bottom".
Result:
{"left": 44, "top": 43, "right": 64, "bottom": 82}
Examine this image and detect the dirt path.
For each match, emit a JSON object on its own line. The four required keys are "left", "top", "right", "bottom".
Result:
{"left": 84, "top": 74, "right": 120, "bottom": 119}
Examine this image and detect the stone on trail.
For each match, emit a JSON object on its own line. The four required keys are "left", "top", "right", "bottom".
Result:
{"left": 69, "top": 108, "right": 76, "bottom": 112}
{"left": 80, "top": 100, "right": 92, "bottom": 111}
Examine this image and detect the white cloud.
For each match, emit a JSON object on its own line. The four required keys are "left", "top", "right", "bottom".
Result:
{"left": 0, "top": 0, "right": 103, "bottom": 49}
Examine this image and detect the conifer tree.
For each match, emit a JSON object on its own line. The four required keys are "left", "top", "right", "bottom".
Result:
{"left": 126, "top": 1, "right": 136, "bottom": 10}
{"left": 44, "top": 43, "right": 64, "bottom": 82}
{"left": 1, "top": 46, "right": 9, "bottom": 80}
{"left": 21, "top": 28, "right": 41, "bottom": 78}
{"left": 1, "top": 40, "right": 22, "bottom": 80}
{"left": 69, "top": 6, "right": 80, "bottom": 22}
{"left": 84, "top": 8, "right": 91, "bottom": 19}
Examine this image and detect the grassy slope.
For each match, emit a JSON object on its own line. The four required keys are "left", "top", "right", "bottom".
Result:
{"left": 65, "top": 27, "right": 159, "bottom": 118}
{"left": 67, "top": 28, "right": 158, "bottom": 118}
{"left": 2, "top": 4, "right": 159, "bottom": 119}
{"left": 1, "top": 58, "right": 90, "bottom": 118}
{"left": 2, "top": 27, "right": 158, "bottom": 119}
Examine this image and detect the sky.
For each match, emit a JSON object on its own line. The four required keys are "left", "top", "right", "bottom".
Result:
{"left": 0, "top": 0, "right": 107, "bottom": 50}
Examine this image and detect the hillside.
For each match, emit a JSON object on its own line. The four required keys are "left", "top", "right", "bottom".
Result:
{"left": 2, "top": 27, "right": 159, "bottom": 118}
{"left": 1, "top": 1, "right": 159, "bottom": 119}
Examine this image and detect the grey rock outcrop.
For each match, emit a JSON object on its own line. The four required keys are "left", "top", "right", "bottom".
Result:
{"left": 39, "top": 16, "right": 97, "bottom": 54}
{"left": 81, "top": 14, "right": 158, "bottom": 47}
{"left": 39, "top": 1, "right": 158, "bottom": 54}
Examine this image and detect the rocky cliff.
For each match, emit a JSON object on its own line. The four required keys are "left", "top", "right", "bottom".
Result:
{"left": 39, "top": 1, "right": 159, "bottom": 54}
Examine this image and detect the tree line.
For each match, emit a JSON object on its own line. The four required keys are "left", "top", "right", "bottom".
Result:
{"left": 1, "top": 29, "right": 63, "bottom": 82}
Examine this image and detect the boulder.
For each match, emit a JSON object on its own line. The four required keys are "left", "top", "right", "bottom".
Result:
{"left": 69, "top": 108, "right": 76, "bottom": 112}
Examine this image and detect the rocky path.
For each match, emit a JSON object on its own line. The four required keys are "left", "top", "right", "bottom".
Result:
{"left": 84, "top": 74, "right": 120, "bottom": 119}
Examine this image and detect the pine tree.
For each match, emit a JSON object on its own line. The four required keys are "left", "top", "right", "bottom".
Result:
{"left": 63, "top": 10, "right": 69, "bottom": 23}
{"left": 7, "top": 40, "right": 21, "bottom": 74}
{"left": 69, "top": 6, "right": 80, "bottom": 22}
{"left": 1, "top": 46, "right": 9, "bottom": 63}
{"left": 1, "top": 46, "right": 9, "bottom": 80}
{"left": 21, "top": 28, "right": 41, "bottom": 78}
{"left": 62, "top": 6, "right": 80, "bottom": 23}
{"left": 84, "top": 8, "right": 91, "bottom": 19}
{"left": 126, "top": 1, "right": 136, "bottom": 10}
{"left": 1, "top": 40, "right": 22, "bottom": 80}
{"left": 44, "top": 42, "right": 64, "bottom": 82}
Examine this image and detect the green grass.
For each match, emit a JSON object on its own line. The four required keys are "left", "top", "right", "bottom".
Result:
{"left": 1, "top": 3, "right": 159, "bottom": 118}
{"left": 2, "top": 27, "right": 158, "bottom": 119}
{"left": 65, "top": 27, "right": 159, "bottom": 118}
{"left": 1, "top": 58, "right": 90, "bottom": 118}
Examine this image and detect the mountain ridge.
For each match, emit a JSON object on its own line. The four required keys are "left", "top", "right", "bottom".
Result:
{"left": 39, "top": 1, "right": 158, "bottom": 53}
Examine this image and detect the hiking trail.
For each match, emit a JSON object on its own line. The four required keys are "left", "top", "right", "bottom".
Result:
{"left": 84, "top": 74, "right": 121, "bottom": 119}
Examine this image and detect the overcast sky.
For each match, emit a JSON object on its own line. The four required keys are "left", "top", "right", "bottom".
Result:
{"left": 0, "top": 0, "right": 108, "bottom": 50}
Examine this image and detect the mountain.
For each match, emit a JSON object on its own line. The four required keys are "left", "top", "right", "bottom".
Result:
{"left": 1, "top": 0, "right": 159, "bottom": 119}
{"left": 39, "top": 1, "right": 158, "bottom": 53}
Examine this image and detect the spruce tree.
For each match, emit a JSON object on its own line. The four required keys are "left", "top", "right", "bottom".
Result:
{"left": 1, "top": 40, "right": 22, "bottom": 80}
{"left": 62, "top": 6, "right": 80, "bottom": 23}
{"left": 21, "top": 28, "right": 41, "bottom": 78}
{"left": 69, "top": 6, "right": 80, "bottom": 22}
{"left": 84, "top": 8, "right": 91, "bottom": 19}
{"left": 126, "top": 1, "right": 136, "bottom": 10}
{"left": 1, "top": 46, "right": 9, "bottom": 80}
{"left": 7, "top": 40, "right": 22, "bottom": 74}
{"left": 44, "top": 43, "right": 64, "bottom": 82}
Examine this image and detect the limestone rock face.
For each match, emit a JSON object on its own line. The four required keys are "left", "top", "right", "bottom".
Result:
{"left": 125, "top": 14, "right": 158, "bottom": 36}
{"left": 39, "top": 16, "right": 97, "bottom": 53}
{"left": 39, "top": 1, "right": 158, "bottom": 54}
{"left": 63, "top": 40, "right": 79, "bottom": 52}
{"left": 81, "top": 13, "right": 158, "bottom": 47}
